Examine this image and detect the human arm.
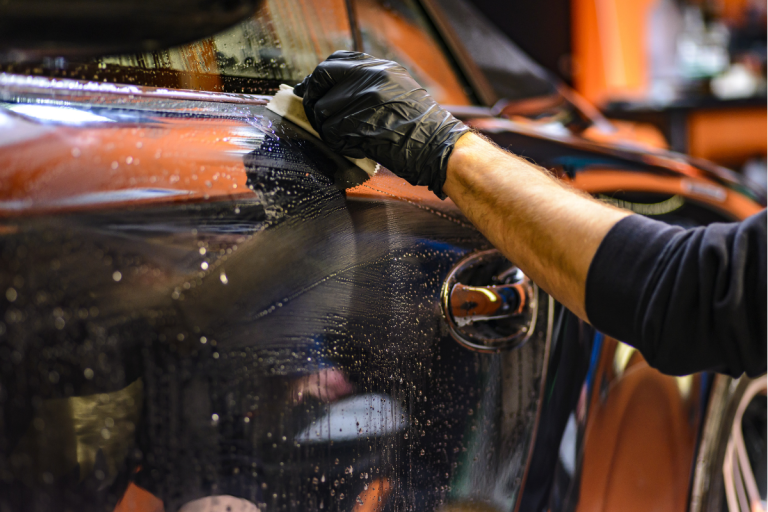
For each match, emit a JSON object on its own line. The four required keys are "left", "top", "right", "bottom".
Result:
{"left": 442, "top": 132, "right": 629, "bottom": 320}
{"left": 295, "top": 52, "right": 767, "bottom": 376}
{"left": 444, "top": 133, "right": 766, "bottom": 376}
{"left": 586, "top": 210, "right": 766, "bottom": 377}
{"left": 291, "top": 51, "right": 628, "bottom": 319}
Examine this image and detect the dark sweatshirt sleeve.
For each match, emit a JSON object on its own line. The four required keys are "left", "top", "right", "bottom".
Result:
{"left": 585, "top": 210, "right": 767, "bottom": 377}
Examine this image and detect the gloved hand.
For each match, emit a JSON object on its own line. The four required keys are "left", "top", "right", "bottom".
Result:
{"left": 293, "top": 51, "right": 470, "bottom": 198}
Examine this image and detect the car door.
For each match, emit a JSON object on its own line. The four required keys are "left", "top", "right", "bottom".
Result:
{"left": 0, "top": 1, "right": 554, "bottom": 511}
{"left": 422, "top": 2, "right": 766, "bottom": 510}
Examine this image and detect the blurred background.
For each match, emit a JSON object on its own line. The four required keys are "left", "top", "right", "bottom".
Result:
{"left": 469, "top": 0, "right": 767, "bottom": 188}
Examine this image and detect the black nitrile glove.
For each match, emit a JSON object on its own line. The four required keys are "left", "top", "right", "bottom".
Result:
{"left": 293, "top": 51, "right": 470, "bottom": 198}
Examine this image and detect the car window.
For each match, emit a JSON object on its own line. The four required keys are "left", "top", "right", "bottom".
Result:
{"left": 433, "top": 0, "right": 559, "bottom": 102}
{"left": 355, "top": 0, "right": 473, "bottom": 105}
{"left": 4, "top": 0, "right": 354, "bottom": 94}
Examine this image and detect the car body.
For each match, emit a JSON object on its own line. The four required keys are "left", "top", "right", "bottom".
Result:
{"left": 0, "top": 0, "right": 764, "bottom": 511}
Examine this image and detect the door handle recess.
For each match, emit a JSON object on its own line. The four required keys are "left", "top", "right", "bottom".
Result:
{"left": 450, "top": 282, "right": 528, "bottom": 324}
{"left": 441, "top": 249, "right": 538, "bottom": 352}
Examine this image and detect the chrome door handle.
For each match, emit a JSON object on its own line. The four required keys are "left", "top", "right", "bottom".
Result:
{"left": 441, "top": 250, "right": 539, "bottom": 352}
{"left": 450, "top": 282, "right": 528, "bottom": 325}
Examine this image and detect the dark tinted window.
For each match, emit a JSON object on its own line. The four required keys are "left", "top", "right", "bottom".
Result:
{"left": 434, "top": 0, "right": 559, "bottom": 101}
{"left": 355, "top": 0, "right": 473, "bottom": 105}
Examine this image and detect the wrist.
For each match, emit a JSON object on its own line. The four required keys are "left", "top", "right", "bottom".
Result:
{"left": 443, "top": 131, "right": 486, "bottom": 198}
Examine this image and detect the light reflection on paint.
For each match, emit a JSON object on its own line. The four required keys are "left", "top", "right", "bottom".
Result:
{"left": 5, "top": 104, "right": 115, "bottom": 125}
{"left": 0, "top": 189, "right": 189, "bottom": 211}
{"left": 296, "top": 393, "right": 408, "bottom": 442}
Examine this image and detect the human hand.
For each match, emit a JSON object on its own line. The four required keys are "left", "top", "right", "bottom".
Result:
{"left": 294, "top": 51, "right": 469, "bottom": 198}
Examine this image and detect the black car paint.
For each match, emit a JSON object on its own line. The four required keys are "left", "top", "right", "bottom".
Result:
{"left": 0, "top": 0, "right": 764, "bottom": 510}
{"left": 0, "top": 99, "right": 553, "bottom": 511}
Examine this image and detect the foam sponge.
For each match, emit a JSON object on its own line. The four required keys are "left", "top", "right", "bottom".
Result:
{"left": 266, "top": 84, "right": 379, "bottom": 177}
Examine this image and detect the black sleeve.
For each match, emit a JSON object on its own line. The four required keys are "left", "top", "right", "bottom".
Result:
{"left": 585, "top": 210, "right": 767, "bottom": 377}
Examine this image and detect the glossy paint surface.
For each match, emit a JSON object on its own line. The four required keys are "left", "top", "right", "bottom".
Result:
{"left": 2, "top": 0, "right": 766, "bottom": 500}
{"left": 0, "top": 85, "right": 552, "bottom": 512}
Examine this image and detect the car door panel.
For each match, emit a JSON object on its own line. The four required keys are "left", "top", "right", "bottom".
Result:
{"left": 0, "top": 90, "right": 553, "bottom": 512}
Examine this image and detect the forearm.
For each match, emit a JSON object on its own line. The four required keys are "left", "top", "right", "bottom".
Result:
{"left": 442, "top": 132, "right": 630, "bottom": 321}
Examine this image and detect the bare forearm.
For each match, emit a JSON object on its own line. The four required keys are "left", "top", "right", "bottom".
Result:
{"left": 442, "top": 132, "right": 630, "bottom": 321}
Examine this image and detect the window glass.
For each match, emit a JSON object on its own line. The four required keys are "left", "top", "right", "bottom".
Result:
{"left": 434, "top": 0, "right": 558, "bottom": 101}
{"left": 4, "top": 0, "right": 354, "bottom": 93}
{"left": 355, "top": 0, "right": 473, "bottom": 105}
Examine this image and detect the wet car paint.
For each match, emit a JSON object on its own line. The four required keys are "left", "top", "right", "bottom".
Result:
{"left": 0, "top": 83, "right": 553, "bottom": 512}
{"left": 1, "top": 0, "right": 767, "bottom": 502}
{"left": 1, "top": 66, "right": 767, "bottom": 512}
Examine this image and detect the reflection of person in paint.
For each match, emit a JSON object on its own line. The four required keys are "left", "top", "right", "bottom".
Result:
{"left": 293, "top": 367, "right": 353, "bottom": 403}
{"left": 294, "top": 51, "right": 766, "bottom": 378}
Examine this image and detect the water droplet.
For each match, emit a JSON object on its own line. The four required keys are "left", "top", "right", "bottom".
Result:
{"left": 199, "top": 247, "right": 206, "bottom": 255}
{"left": 219, "top": 272, "right": 228, "bottom": 285}
{"left": 201, "top": 262, "right": 209, "bottom": 270}
{"left": 112, "top": 271, "right": 122, "bottom": 282}
{"left": 5, "top": 288, "right": 17, "bottom": 302}
{"left": 84, "top": 368, "right": 94, "bottom": 379}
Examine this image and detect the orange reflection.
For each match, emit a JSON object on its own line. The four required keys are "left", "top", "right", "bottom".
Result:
{"left": 352, "top": 478, "right": 392, "bottom": 512}
{"left": 582, "top": 120, "right": 668, "bottom": 151}
{"left": 178, "top": 39, "right": 222, "bottom": 91}
{"left": 577, "top": 337, "right": 701, "bottom": 512}
{"left": 114, "top": 483, "right": 164, "bottom": 512}
{"left": 568, "top": 170, "right": 762, "bottom": 220}
{"left": 347, "top": 168, "right": 466, "bottom": 220}
{"left": 0, "top": 115, "right": 256, "bottom": 216}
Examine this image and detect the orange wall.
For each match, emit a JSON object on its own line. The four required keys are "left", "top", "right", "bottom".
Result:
{"left": 572, "top": 0, "right": 658, "bottom": 105}
{"left": 688, "top": 107, "right": 768, "bottom": 165}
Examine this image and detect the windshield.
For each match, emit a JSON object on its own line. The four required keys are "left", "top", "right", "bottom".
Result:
{"left": 355, "top": 0, "right": 473, "bottom": 105}
{"left": 434, "top": 0, "right": 559, "bottom": 102}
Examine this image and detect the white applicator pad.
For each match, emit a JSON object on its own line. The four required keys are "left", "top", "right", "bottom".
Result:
{"left": 266, "top": 84, "right": 379, "bottom": 177}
